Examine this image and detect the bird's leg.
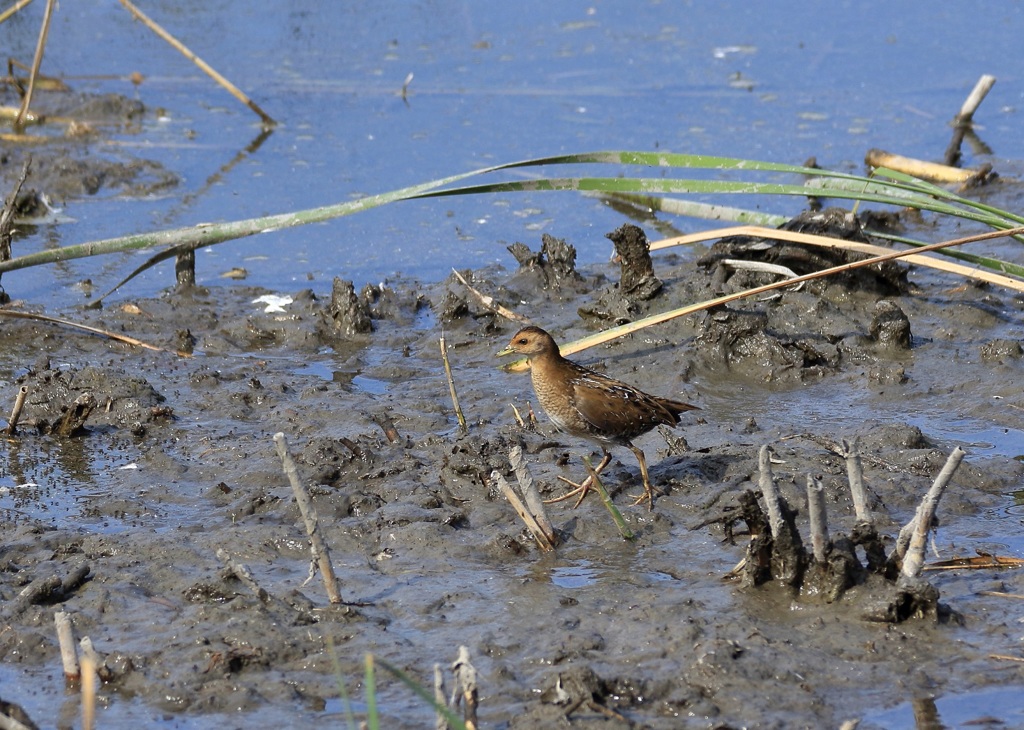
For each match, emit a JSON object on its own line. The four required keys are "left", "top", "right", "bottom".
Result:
{"left": 544, "top": 450, "right": 612, "bottom": 508}
{"left": 627, "top": 444, "right": 662, "bottom": 511}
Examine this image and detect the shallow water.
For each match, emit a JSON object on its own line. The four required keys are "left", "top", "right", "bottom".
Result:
{"left": 3, "top": 1, "right": 1023, "bottom": 302}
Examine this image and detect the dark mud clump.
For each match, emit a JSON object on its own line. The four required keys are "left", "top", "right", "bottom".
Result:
{"left": 0, "top": 87, "right": 178, "bottom": 209}
{"left": 12, "top": 360, "right": 168, "bottom": 437}
{"left": 579, "top": 223, "right": 665, "bottom": 325}
{"left": 699, "top": 207, "right": 909, "bottom": 295}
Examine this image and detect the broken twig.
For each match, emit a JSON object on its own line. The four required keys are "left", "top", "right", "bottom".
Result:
{"left": 806, "top": 474, "right": 830, "bottom": 563}
{"left": 273, "top": 432, "right": 343, "bottom": 604}
{"left": 758, "top": 445, "right": 784, "bottom": 538}
{"left": 55, "top": 610, "right": 80, "bottom": 681}
{"left": 843, "top": 436, "right": 870, "bottom": 524}
{"left": 900, "top": 447, "right": 966, "bottom": 578}
{"left": 491, "top": 470, "right": 556, "bottom": 551}
{"left": 508, "top": 444, "right": 556, "bottom": 545}
{"left": 6, "top": 384, "right": 28, "bottom": 435}
{"left": 440, "top": 334, "right": 467, "bottom": 434}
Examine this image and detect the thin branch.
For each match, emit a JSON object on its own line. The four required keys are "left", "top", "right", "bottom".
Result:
{"left": 6, "top": 385, "right": 28, "bottom": 435}
{"left": 13, "top": 0, "right": 54, "bottom": 133}
{"left": 0, "top": 309, "right": 192, "bottom": 356}
{"left": 273, "top": 432, "right": 343, "bottom": 604}
{"left": 440, "top": 334, "right": 467, "bottom": 434}
{"left": 450, "top": 269, "right": 530, "bottom": 323}
{"left": 117, "top": 0, "right": 276, "bottom": 127}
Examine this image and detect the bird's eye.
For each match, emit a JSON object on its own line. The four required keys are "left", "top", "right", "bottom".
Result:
{"left": 517, "top": 338, "right": 528, "bottom": 344}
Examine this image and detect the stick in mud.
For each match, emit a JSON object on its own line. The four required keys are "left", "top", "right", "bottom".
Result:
{"left": 54, "top": 610, "right": 80, "bottom": 681}
{"left": 371, "top": 411, "right": 401, "bottom": 443}
{"left": 273, "top": 432, "right": 343, "bottom": 604}
{"left": 842, "top": 436, "right": 871, "bottom": 524}
{"left": 13, "top": 0, "right": 54, "bottom": 133}
{"left": 806, "top": 474, "right": 830, "bottom": 563}
{"left": 79, "top": 637, "right": 111, "bottom": 682}
{"left": 80, "top": 651, "right": 96, "bottom": 730}
{"left": 508, "top": 444, "right": 556, "bottom": 545}
{"left": 433, "top": 663, "right": 447, "bottom": 730}
{"left": 117, "top": 0, "right": 277, "bottom": 127}
{"left": 439, "top": 334, "right": 467, "bottom": 434}
{"left": 175, "top": 247, "right": 196, "bottom": 287}
{"left": 945, "top": 74, "right": 997, "bottom": 166}
{"left": 450, "top": 268, "right": 531, "bottom": 323}
{"left": 901, "top": 446, "right": 966, "bottom": 579}
{"left": 6, "top": 385, "right": 28, "bottom": 436}
{"left": 216, "top": 548, "right": 270, "bottom": 603}
{"left": 491, "top": 470, "right": 556, "bottom": 551}
{"left": 450, "top": 645, "right": 478, "bottom": 730}
{"left": 758, "top": 445, "right": 784, "bottom": 538}
{"left": 0, "top": 158, "right": 31, "bottom": 264}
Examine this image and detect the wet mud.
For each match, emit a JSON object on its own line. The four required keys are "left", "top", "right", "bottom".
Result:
{"left": 1, "top": 204, "right": 1024, "bottom": 728}
{"left": 2, "top": 91, "right": 1024, "bottom": 728}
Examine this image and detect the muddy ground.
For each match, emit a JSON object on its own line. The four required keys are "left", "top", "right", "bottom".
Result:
{"left": 1, "top": 214, "right": 1023, "bottom": 729}
{"left": 2, "top": 92, "right": 1024, "bottom": 730}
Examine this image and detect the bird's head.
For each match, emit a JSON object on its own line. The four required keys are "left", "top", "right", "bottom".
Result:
{"left": 497, "top": 325, "right": 558, "bottom": 358}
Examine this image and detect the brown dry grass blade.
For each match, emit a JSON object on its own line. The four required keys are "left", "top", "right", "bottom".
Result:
{"left": 0, "top": 309, "right": 191, "bottom": 357}
{"left": 651, "top": 224, "right": 1024, "bottom": 292}
{"left": 923, "top": 554, "right": 1024, "bottom": 571}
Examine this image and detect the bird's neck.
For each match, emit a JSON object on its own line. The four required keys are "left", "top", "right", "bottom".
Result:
{"left": 527, "top": 350, "right": 566, "bottom": 386}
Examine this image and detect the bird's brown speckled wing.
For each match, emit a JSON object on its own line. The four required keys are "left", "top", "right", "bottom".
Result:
{"left": 568, "top": 370, "right": 681, "bottom": 443}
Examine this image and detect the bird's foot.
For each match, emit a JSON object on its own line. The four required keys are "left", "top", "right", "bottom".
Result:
{"left": 628, "top": 482, "right": 664, "bottom": 511}
{"left": 544, "top": 475, "right": 594, "bottom": 509}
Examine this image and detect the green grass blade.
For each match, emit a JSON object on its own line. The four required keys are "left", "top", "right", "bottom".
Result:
{"left": 2, "top": 148, "right": 1019, "bottom": 283}
{"left": 584, "top": 456, "right": 634, "bottom": 540}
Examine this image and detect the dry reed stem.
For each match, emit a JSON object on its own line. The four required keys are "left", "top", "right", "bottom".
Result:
{"left": 508, "top": 445, "right": 556, "bottom": 545}
{"left": 450, "top": 268, "right": 530, "bottom": 323}
{"left": 0, "top": 0, "right": 34, "bottom": 25}
{"left": 273, "top": 432, "right": 343, "bottom": 604}
{"left": 758, "top": 445, "right": 784, "bottom": 538}
{"left": 117, "top": 0, "right": 276, "bottom": 127}
{"left": 13, "top": 0, "right": 54, "bottom": 132}
{"left": 843, "top": 436, "right": 870, "bottom": 524}
{"left": 6, "top": 385, "right": 28, "bottom": 435}
{"left": 901, "top": 447, "right": 966, "bottom": 578}
{"left": 806, "top": 475, "right": 829, "bottom": 562}
{"left": 0, "top": 309, "right": 192, "bottom": 356}
{"left": 956, "top": 74, "right": 997, "bottom": 124}
{"left": 80, "top": 652, "right": 96, "bottom": 730}
{"left": 491, "top": 470, "right": 555, "bottom": 551}
{"left": 864, "top": 149, "right": 981, "bottom": 184}
{"left": 54, "top": 610, "right": 79, "bottom": 681}
{"left": 440, "top": 335, "right": 467, "bottom": 434}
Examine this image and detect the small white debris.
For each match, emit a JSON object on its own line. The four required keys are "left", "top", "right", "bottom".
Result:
{"left": 252, "top": 294, "right": 294, "bottom": 313}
